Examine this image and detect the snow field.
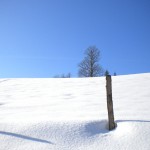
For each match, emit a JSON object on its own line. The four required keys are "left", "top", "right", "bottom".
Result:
{"left": 0, "top": 73, "right": 150, "bottom": 150}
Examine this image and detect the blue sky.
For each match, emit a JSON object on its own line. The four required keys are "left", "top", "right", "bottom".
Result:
{"left": 0, "top": 0, "right": 150, "bottom": 77}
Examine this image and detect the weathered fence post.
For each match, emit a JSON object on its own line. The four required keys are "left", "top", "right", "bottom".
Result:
{"left": 106, "top": 75, "right": 116, "bottom": 130}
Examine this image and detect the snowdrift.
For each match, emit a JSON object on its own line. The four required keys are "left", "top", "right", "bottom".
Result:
{"left": 0, "top": 73, "right": 150, "bottom": 150}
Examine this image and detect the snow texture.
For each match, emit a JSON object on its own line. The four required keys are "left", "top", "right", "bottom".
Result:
{"left": 0, "top": 73, "right": 150, "bottom": 150}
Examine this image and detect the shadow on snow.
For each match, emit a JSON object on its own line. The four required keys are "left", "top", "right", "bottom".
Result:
{"left": 116, "top": 120, "right": 150, "bottom": 123}
{"left": 83, "top": 119, "right": 150, "bottom": 136}
{"left": 84, "top": 120, "right": 109, "bottom": 136}
{"left": 0, "top": 131, "right": 53, "bottom": 144}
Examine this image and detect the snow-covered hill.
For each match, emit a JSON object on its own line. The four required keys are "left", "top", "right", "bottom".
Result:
{"left": 0, "top": 73, "right": 150, "bottom": 150}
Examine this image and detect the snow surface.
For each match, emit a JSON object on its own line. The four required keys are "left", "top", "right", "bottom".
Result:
{"left": 0, "top": 73, "right": 150, "bottom": 150}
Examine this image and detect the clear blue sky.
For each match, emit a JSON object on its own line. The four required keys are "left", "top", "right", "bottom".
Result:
{"left": 0, "top": 0, "right": 150, "bottom": 77}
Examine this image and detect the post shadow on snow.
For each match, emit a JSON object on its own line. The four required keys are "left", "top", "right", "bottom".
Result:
{"left": 116, "top": 120, "right": 150, "bottom": 123}
{"left": 84, "top": 120, "right": 109, "bottom": 136}
{"left": 0, "top": 131, "right": 53, "bottom": 144}
{"left": 83, "top": 119, "right": 150, "bottom": 136}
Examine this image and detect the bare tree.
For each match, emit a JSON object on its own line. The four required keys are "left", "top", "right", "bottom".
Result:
{"left": 113, "top": 72, "right": 117, "bottom": 76}
{"left": 105, "top": 70, "right": 110, "bottom": 76}
{"left": 78, "top": 46, "right": 104, "bottom": 77}
{"left": 53, "top": 73, "right": 71, "bottom": 78}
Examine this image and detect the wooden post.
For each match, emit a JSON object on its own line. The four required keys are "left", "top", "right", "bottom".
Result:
{"left": 106, "top": 75, "right": 116, "bottom": 130}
